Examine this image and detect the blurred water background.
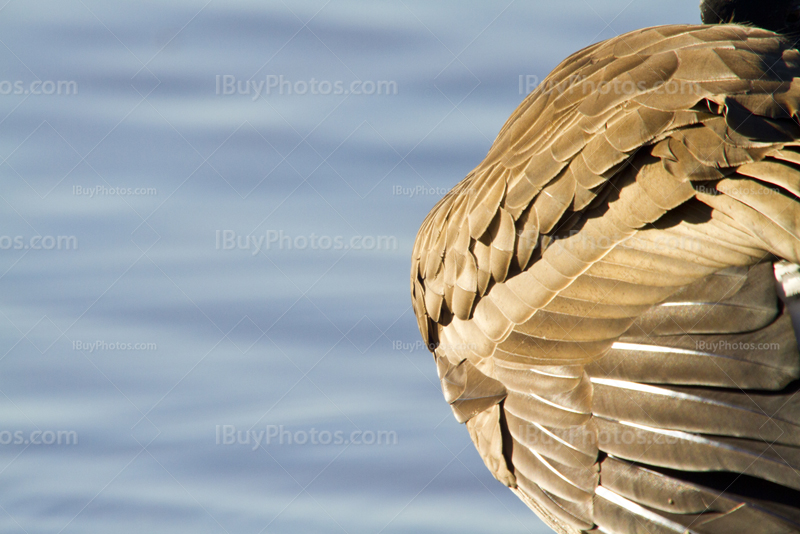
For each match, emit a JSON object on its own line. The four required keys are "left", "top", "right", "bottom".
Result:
{"left": 0, "top": 1, "right": 700, "bottom": 532}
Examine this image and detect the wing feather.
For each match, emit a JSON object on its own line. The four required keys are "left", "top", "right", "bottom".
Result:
{"left": 411, "top": 23, "right": 800, "bottom": 534}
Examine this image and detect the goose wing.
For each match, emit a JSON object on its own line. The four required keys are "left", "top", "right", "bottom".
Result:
{"left": 411, "top": 24, "right": 800, "bottom": 534}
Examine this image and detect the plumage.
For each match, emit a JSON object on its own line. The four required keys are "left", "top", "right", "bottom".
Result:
{"left": 410, "top": 10, "right": 800, "bottom": 534}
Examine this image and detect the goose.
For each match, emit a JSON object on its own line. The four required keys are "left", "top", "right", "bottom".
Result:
{"left": 410, "top": 1, "right": 800, "bottom": 532}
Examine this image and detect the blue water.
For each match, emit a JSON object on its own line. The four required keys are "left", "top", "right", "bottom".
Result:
{"left": 0, "top": 1, "right": 700, "bottom": 532}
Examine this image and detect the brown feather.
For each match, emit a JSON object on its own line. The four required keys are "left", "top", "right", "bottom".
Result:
{"left": 411, "top": 22, "right": 800, "bottom": 534}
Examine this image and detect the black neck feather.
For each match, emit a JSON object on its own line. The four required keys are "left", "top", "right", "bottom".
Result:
{"left": 701, "top": 0, "right": 800, "bottom": 35}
